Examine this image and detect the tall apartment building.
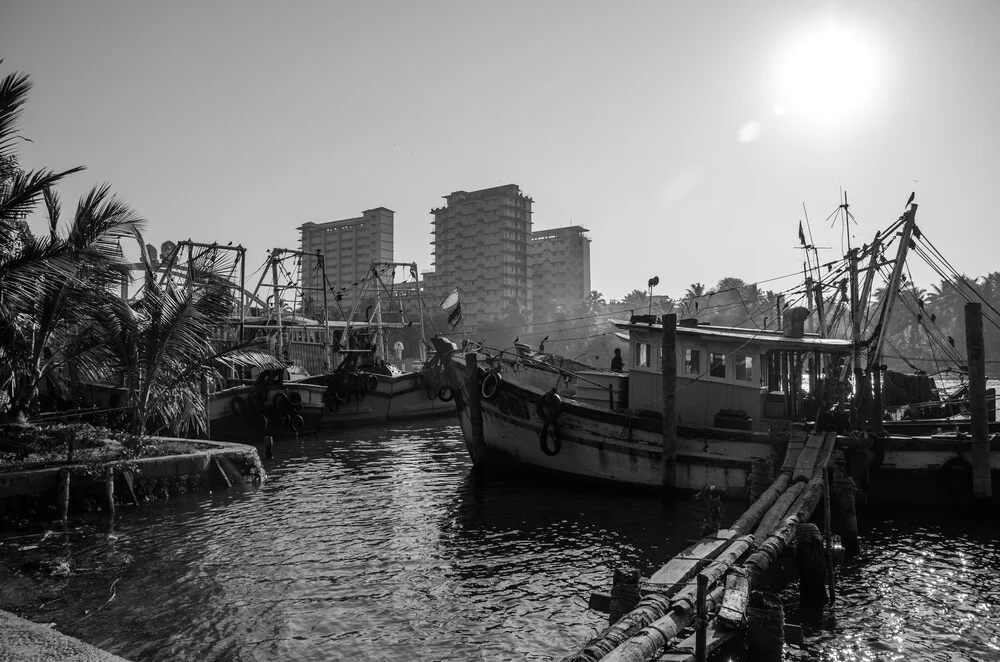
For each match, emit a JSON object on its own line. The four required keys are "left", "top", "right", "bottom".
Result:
{"left": 426, "top": 185, "right": 533, "bottom": 329}
{"left": 297, "top": 207, "right": 394, "bottom": 315}
{"left": 530, "top": 225, "right": 591, "bottom": 312}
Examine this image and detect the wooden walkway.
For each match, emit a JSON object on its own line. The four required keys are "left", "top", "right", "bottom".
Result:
{"left": 564, "top": 431, "right": 838, "bottom": 662}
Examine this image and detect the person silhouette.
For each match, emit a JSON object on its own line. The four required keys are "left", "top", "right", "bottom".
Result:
{"left": 611, "top": 348, "right": 624, "bottom": 372}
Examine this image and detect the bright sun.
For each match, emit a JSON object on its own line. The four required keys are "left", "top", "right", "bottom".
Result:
{"left": 772, "top": 20, "right": 885, "bottom": 126}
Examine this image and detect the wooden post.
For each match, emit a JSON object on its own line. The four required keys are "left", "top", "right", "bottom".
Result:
{"left": 464, "top": 353, "right": 487, "bottom": 467}
{"left": 695, "top": 573, "right": 708, "bottom": 662}
{"left": 823, "top": 466, "right": 836, "bottom": 604}
{"left": 662, "top": 313, "right": 677, "bottom": 490}
{"left": 104, "top": 467, "right": 116, "bottom": 515}
{"left": 265, "top": 435, "right": 274, "bottom": 460}
{"left": 795, "top": 523, "right": 826, "bottom": 611}
{"left": 747, "top": 592, "right": 784, "bottom": 662}
{"left": 59, "top": 469, "right": 71, "bottom": 522}
{"left": 965, "top": 302, "right": 992, "bottom": 500}
{"left": 608, "top": 566, "right": 640, "bottom": 624}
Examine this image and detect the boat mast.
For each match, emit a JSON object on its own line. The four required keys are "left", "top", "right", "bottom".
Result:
{"left": 270, "top": 248, "right": 284, "bottom": 361}
{"left": 412, "top": 262, "right": 428, "bottom": 363}
{"left": 316, "top": 250, "right": 331, "bottom": 373}
{"left": 868, "top": 202, "right": 918, "bottom": 398}
{"left": 848, "top": 247, "right": 863, "bottom": 429}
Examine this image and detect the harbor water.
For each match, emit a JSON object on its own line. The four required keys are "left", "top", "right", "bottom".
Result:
{"left": 1, "top": 420, "right": 998, "bottom": 661}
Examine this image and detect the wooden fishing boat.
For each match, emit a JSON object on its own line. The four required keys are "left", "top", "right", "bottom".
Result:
{"left": 431, "top": 312, "right": 855, "bottom": 496}
{"left": 246, "top": 254, "right": 455, "bottom": 427}
{"left": 207, "top": 368, "right": 327, "bottom": 442}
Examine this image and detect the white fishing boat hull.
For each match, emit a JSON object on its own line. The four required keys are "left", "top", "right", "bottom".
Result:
{"left": 445, "top": 354, "right": 785, "bottom": 496}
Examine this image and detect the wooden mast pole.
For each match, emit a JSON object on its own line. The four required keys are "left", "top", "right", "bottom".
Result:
{"left": 318, "top": 250, "right": 331, "bottom": 373}
{"left": 662, "top": 313, "right": 677, "bottom": 490}
{"left": 848, "top": 248, "right": 862, "bottom": 430}
{"left": 869, "top": 203, "right": 918, "bottom": 431}
{"left": 271, "top": 249, "right": 284, "bottom": 361}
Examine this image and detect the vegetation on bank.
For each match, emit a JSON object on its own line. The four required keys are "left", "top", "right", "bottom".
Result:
{"left": 1, "top": 66, "right": 273, "bottom": 462}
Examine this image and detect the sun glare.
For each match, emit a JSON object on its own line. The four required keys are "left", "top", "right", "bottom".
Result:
{"left": 773, "top": 20, "right": 885, "bottom": 126}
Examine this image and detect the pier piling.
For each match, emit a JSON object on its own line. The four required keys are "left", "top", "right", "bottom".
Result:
{"left": 58, "top": 468, "right": 70, "bottom": 522}
{"left": 964, "top": 302, "right": 993, "bottom": 502}
{"left": 104, "top": 467, "right": 115, "bottom": 515}
{"left": 609, "top": 566, "right": 641, "bottom": 625}
{"left": 795, "top": 523, "right": 826, "bottom": 610}
{"left": 662, "top": 313, "right": 677, "bottom": 490}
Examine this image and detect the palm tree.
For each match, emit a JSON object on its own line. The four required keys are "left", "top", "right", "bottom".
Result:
{"left": 0, "top": 69, "right": 103, "bottom": 425}
{"left": 685, "top": 282, "right": 706, "bottom": 299}
{"left": 622, "top": 289, "right": 648, "bottom": 307}
{"left": 82, "top": 262, "right": 278, "bottom": 438}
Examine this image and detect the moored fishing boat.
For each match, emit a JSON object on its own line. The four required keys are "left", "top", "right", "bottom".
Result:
{"left": 431, "top": 312, "right": 855, "bottom": 496}
{"left": 207, "top": 367, "right": 327, "bottom": 442}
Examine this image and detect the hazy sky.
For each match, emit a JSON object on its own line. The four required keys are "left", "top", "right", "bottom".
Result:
{"left": 3, "top": 0, "right": 998, "bottom": 301}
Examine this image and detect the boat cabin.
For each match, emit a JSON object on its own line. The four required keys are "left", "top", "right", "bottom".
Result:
{"left": 582, "top": 313, "right": 853, "bottom": 431}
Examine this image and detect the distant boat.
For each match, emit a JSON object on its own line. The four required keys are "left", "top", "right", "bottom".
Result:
{"left": 207, "top": 366, "right": 327, "bottom": 442}
{"left": 242, "top": 254, "right": 454, "bottom": 427}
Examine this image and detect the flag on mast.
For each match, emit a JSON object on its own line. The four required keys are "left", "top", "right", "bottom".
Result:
{"left": 798, "top": 221, "right": 806, "bottom": 247}
{"left": 447, "top": 303, "right": 463, "bottom": 329}
{"left": 440, "top": 287, "right": 459, "bottom": 310}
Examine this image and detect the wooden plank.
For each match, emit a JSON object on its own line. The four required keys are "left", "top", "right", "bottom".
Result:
{"left": 716, "top": 567, "right": 750, "bottom": 629}
{"left": 792, "top": 432, "right": 827, "bottom": 482}
{"left": 655, "top": 621, "right": 737, "bottom": 662}
{"left": 642, "top": 531, "right": 735, "bottom": 595}
{"left": 671, "top": 536, "right": 754, "bottom": 613}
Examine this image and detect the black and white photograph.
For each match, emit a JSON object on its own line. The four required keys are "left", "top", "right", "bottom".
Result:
{"left": 1, "top": 1, "right": 998, "bottom": 660}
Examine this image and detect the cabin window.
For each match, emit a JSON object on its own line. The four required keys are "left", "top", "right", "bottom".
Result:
{"left": 735, "top": 354, "right": 753, "bottom": 382}
{"left": 637, "top": 342, "right": 651, "bottom": 367}
{"left": 710, "top": 352, "right": 727, "bottom": 379}
{"left": 683, "top": 348, "right": 701, "bottom": 375}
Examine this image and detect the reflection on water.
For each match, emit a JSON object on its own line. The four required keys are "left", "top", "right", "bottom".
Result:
{"left": 0, "top": 422, "right": 997, "bottom": 661}
{"left": 788, "top": 510, "right": 1000, "bottom": 662}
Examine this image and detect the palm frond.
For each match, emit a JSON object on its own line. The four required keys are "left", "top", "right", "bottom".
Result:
{"left": 0, "top": 70, "right": 32, "bottom": 154}
{"left": 0, "top": 167, "right": 85, "bottom": 234}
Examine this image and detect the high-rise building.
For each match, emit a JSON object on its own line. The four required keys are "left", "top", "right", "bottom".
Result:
{"left": 298, "top": 207, "right": 394, "bottom": 313}
{"left": 426, "top": 185, "right": 532, "bottom": 329}
{"left": 530, "top": 225, "right": 591, "bottom": 313}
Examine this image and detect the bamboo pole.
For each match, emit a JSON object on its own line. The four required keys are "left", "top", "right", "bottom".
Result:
{"left": 695, "top": 574, "right": 707, "bottom": 662}
{"left": 600, "top": 587, "right": 725, "bottom": 662}
{"left": 729, "top": 472, "right": 792, "bottom": 535}
{"left": 662, "top": 313, "right": 677, "bottom": 490}
{"left": 965, "top": 302, "right": 993, "bottom": 500}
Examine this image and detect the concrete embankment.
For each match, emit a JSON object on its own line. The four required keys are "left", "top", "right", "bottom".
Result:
{"left": 1, "top": 438, "right": 267, "bottom": 660}
{"left": 0, "top": 608, "right": 131, "bottom": 661}
{"left": 0, "top": 438, "right": 266, "bottom": 518}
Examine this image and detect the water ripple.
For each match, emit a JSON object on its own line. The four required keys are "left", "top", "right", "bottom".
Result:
{"left": 1, "top": 421, "right": 997, "bottom": 661}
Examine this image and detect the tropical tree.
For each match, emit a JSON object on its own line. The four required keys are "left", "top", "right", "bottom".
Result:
{"left": 622, "top": 289, "right": 648, "bottom": 308}
{"left": 81, "top": 262, "right": 279, "bottom": 438}
{"left": 684, "top": 282, "right": 706, "bottom": 299}
{"left": 0, "top": 69, "right": 97, "bottom": 425}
